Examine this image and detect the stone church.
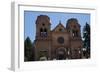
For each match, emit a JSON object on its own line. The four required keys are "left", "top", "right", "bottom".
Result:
{"left": 34, "top": 15, "right": 83, "bottom": 61}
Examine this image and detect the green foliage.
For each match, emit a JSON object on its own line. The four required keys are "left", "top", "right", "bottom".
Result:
{"left": 24, "top": 37, "right": 35, "bottom": 61}
{"left": 83, "top": 22, "right": 90, "bottom": 49}
{"left": 83, "top": 22, "right": 90, "bottom": 58}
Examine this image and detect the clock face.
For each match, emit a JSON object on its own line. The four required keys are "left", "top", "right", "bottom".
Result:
{"left": 57, "top": 37, "right": 64, "bottom": 44}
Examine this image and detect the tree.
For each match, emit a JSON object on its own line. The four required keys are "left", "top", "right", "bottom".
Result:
{"left": 83, "top": 22, "right": 90, "bottom": 58}
{"left": 24, "top": 37, "right": 34, "bottom": 61}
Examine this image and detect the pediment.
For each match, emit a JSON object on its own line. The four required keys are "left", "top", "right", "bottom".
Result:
{"left": 52, "top": 24, "right": 67, "bottom": 32}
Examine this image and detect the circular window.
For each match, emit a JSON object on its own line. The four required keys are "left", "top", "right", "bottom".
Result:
{"left": 57, "top": 37, "right": 64, "bottom": 44}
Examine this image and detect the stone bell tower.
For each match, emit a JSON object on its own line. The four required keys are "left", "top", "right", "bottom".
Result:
{"left": 34, "top": 15, "right": 51, "bottom": 60}
{"left": 66, "top": 18, "right": 83, "bottom": 59}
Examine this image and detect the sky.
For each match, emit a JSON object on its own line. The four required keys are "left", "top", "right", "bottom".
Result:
{"left": 24, "top": 11, "right": 90, "bottom": 42}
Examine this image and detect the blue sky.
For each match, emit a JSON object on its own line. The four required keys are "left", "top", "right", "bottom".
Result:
{"left": 24, "top": 11, "right": 90, "bottom": 42}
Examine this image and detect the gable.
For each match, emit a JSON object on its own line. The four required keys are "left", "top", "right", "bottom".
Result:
{"left": 52, "top": 24, "right": 67, "bottom": 32}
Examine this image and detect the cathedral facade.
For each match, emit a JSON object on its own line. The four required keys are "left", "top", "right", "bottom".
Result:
{"left": 34, "top": 15, "right": 83, "bottom": 61}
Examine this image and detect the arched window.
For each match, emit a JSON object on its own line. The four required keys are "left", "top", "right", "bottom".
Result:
{"left": 75, "top": 31, "right": 78, "bottom": 37}
{"left": 72, "top": 30, "right": 78, "bottom": 37}
{"left": 43, "top": 28, "right": 47, "bottom": 37}
{"left": 44, "top": 28, "right": 47, "bottom": 32}
{"left": 40, "top": 28, "right": 47, "bottom": 37}
{"left": 72, "top": 30, "right": 75, "bottom": 37}
{"left": 40, "top": 28, "right": 43, "bottom": 32}
{"left": 40, "top": 28, "right": 43, "bottom": 36}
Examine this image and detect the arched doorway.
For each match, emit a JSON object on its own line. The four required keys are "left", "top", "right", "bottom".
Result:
{"left": 56, "top": 47, "right": 66, "bottom": 60}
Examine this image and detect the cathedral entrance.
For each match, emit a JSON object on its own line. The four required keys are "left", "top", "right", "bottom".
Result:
{"left": 56, "top": 47, "right": 66, "bottom": 60}
{"left": 57, "top": 51, "right": 65, "bottom": 60}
